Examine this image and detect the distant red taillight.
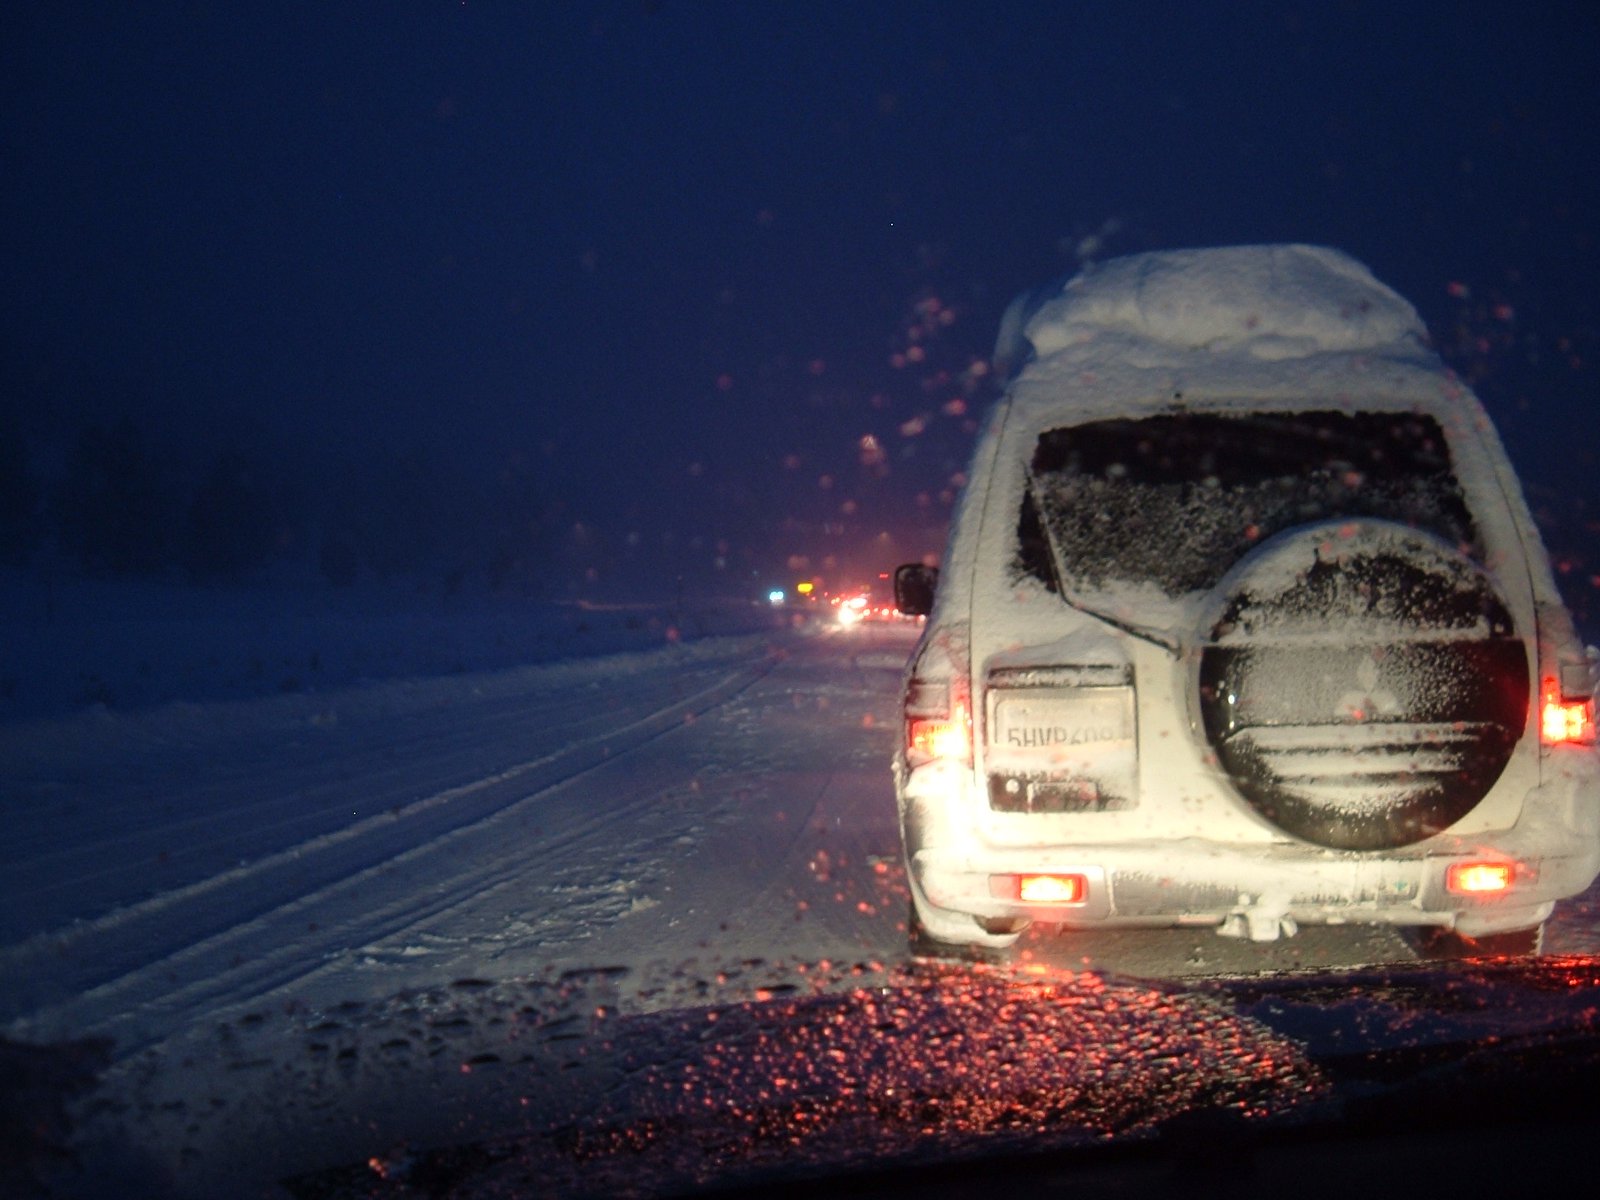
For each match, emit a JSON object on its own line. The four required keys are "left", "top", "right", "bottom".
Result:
{"left": 1446, "top": 861, "right": 1514, "bottom": 895}
{"left": 990, "top": 873, "right": 1089, "bottom": 905}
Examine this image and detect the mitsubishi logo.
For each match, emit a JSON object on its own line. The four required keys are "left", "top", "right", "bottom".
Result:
{"left": 1338, "top": 652, "right": 1399, "bottom": 722}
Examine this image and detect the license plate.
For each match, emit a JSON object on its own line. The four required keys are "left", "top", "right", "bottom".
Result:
{"left": 988, "top": 688, "right": 1135, "bottom": 752}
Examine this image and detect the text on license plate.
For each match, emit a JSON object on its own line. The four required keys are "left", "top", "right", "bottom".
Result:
{"left": 988, "top": 688, "right": 1135, "bottom": 750}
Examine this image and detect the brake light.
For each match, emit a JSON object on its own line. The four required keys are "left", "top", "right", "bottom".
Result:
{"left": 990, "top": 873, "right": 1089, "bottom": 904}
{"left": 1020, "top": 873, "right": 1087, "bottom": 904}
{"left": 1541, "top": 692, "right": 1595, "bottom": 745}
{"left": 904, "top": 671, "right": 972, "bottom": 767}
{"left": 1446, "top": 861, "right": 1513, "bottom": 895}
{"left": 908, "top": 701, "right": 971, "bottom": 764}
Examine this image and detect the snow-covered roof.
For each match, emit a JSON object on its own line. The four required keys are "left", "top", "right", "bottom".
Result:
{"left": 995, "top": 244, "right": 1429, "bottom": 376}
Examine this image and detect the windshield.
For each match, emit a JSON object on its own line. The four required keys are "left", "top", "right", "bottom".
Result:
{"left": 3, "top": 5, "right": 1599, "bottom": 1199}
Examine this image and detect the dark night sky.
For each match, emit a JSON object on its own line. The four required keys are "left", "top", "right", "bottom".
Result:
{"left": 3, "top": 1, "right": 1598, "bottom": 605}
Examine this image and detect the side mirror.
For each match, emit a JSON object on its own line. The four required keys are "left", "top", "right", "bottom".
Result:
{"left": 893, "top": 563, "right": 939, "bottom": 616}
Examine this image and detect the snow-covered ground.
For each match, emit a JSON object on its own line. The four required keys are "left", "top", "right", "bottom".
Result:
{"left": 0, "top": 568, "right": 797, "bottom": 722}
{"left": 3, "top": 589, "right": 1599, "bottom": 1198}
{"left": 0, "top": 612, "right": 921, "bottom": 1195}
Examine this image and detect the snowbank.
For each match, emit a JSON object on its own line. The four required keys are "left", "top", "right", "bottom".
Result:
{"left": 0, "top": 571, "right": 797, "bottom": 722}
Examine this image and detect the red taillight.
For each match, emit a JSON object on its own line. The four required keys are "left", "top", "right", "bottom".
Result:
{"left": 905, "top": 675, "right": 971, "bottom": 765}
{"left": 990, "top": 873, "right": 1089, "bottom": 904}
{"left": 1541, "top": 670, "right": 1595, "bottom": 746}
{"left": 1021, "top": 873, "right": 1087, "bottom": 903}
{"left": 908, "top": 702, "right": 970, "bottom": 763}
{"left": 1446, "top": 861, "right": 1514, "bottom": 895}
{"left": 1542, "top": 695, "right": 1595, "bottom": 745}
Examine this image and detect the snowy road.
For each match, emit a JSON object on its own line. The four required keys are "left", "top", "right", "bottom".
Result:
{"left": 6, "top": 620, "right": 1599, "bottom": 1065}
{"left": 8, "top": 622, "right": 1600, "bottom": 1198}
{"left": 0, "top": 624, "right": 913, "bottom": 1057}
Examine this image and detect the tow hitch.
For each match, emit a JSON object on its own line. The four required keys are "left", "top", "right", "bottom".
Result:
{"left": 1217, "top": 894, "right": 1298, "bottom": 942}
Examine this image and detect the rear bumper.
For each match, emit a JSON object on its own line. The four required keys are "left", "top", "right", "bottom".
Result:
{"left": 906, "top": 762, "right": 1600, "bottom": 940}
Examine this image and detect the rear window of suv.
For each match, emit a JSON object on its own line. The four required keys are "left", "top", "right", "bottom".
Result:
{"left": 1016, "top": 410, "right": 1479, "bottom": 598}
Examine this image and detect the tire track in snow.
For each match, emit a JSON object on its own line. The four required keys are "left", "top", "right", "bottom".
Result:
{"left": 1, "top": 649, "right": 770, "bottom": 930}
{"left": 1, "top": 649, "right": 782, "bottom": 1044}
{"left": 23, "top": 758, "right": 681, "bottom": 1060}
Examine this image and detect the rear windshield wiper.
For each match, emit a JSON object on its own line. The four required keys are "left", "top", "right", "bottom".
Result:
{"left": 1025, "top": 479, "right": 1183, "bottom": 657}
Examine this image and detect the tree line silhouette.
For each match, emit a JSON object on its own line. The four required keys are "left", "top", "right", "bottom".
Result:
{"left": 0, "top": 413, "right": 561, "bottom": 593}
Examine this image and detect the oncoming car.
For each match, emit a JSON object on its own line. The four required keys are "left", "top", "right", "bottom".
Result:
{"left": 893, "top": 244, "right": 1600, "bottom": 959}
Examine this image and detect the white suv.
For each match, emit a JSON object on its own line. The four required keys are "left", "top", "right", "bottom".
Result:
{"left": 893, "top": 244, "right": 1598, "bottom": 958}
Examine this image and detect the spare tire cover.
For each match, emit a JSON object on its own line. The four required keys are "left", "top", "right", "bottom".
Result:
{"left": 1197, "top": 519, "right": 1528, "bottom": 851}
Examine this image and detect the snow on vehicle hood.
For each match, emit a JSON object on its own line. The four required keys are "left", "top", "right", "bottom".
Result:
{"left": 996, "top": 244, "right": 1429, "bottom": 375}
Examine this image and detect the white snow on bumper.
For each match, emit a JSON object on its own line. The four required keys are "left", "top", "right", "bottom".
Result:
{"left": 909, "top": 760, "right": 1600, "bottom": 942}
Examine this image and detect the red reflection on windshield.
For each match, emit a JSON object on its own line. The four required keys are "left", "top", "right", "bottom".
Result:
{"left": 560, "top": 964, "right": 1330, "bottom": 1188}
